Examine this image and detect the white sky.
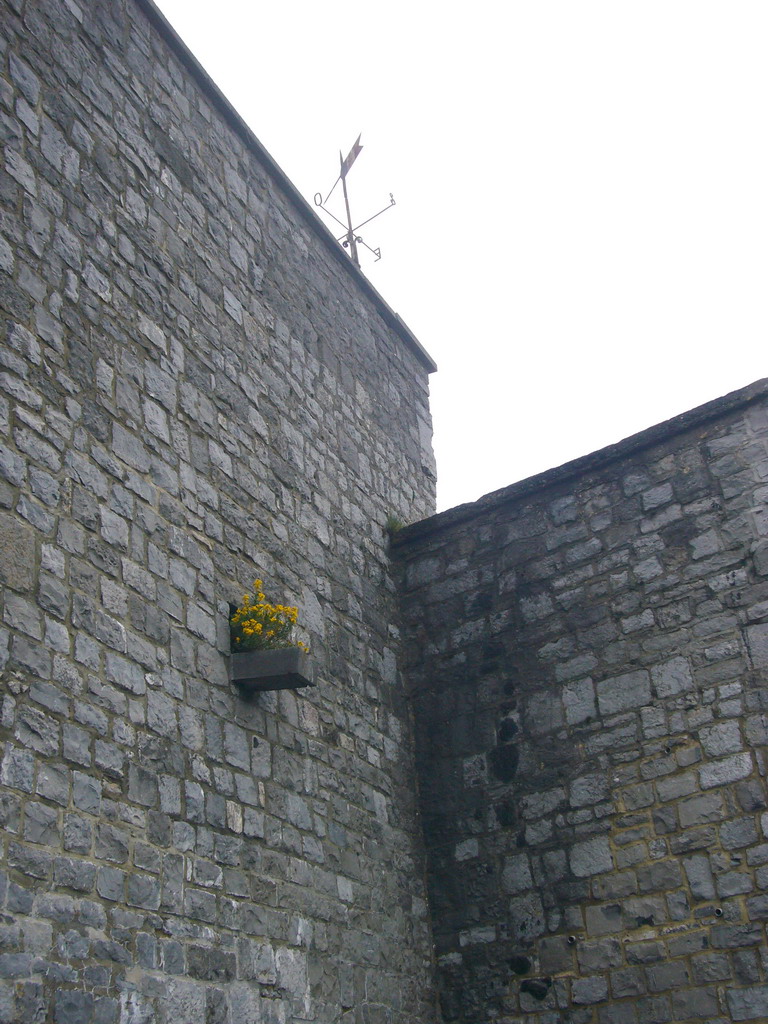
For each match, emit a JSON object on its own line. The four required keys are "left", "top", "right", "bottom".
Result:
{"left": 155, "top": 0, "right": 767, "bottom": 513}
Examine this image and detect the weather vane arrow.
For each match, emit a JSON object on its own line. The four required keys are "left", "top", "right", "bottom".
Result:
{"left": 340, "top": 133, "right": 363, "bottom": 179}
{"left": 314, "top": 134, "right": 396, "bottom": 268}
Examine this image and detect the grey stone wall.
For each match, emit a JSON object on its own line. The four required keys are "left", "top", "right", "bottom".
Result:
{"left": 396, "top": 381, "right": 768, "bottom": 1023}
{"left": 0, "top": 1, "right": 438, "bottom": 1021}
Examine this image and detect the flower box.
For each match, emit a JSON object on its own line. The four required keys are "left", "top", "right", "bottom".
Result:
{"left": 230, "top": 647, "right": 315, "bottom": 693}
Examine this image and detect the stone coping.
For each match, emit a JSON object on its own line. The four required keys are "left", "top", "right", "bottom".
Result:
{"left": 133, "top": 0, "right": 437, "bottom": 375}
{"left": 395, "top": 377, "right": 768, "bottom": 543}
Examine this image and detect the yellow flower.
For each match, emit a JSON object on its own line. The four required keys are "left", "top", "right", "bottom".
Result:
{"left": 230, "top": 580, "right": 309, "bottom": 653}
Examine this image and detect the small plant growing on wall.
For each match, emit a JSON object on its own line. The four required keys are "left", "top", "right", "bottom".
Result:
{"left": 229, "top": 581, "right": 314, "bottom": 693}
{"left": 385, "top": 513, "right": 405, "bottom": 536}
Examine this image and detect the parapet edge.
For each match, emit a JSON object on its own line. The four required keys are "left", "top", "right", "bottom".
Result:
{"left": 133, "top": 0, "right": 438, "bottom": 375}
{"left": 396, "top": 377, "right": 768, "bottom": 544}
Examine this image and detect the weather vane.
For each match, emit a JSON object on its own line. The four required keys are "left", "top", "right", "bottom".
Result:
{"left": 313, "top": 135, "right": 395, "bottom": 267}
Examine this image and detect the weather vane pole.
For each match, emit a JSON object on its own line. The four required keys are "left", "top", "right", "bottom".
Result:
{"left": 340, "top": 138, "right": 361, "bottom": 266}
{"left": 314, "top": 134, "right": 395, "bottom": 268}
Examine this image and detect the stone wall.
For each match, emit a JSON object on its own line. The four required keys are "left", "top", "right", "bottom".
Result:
{"left": 0, "top": 1, "right": 438, "bottom": 1021}
{"left": 396, "top": 381, "right": 768, "bottom": 1024}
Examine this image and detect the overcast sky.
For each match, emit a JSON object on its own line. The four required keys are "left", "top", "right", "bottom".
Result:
{"left": 155, "top": 0, "right": 767, "bottom": 513}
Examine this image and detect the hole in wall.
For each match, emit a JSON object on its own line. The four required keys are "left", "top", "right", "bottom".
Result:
{"left": 520, "top": 978, "right": 551, "bottom": 1001}
{"left": 489, "top": 743, "right": 519, "bottom": 782}
{"left": 493, "top": 800, "right": 517, "bottom": 828}
{"left": 509, "top": 955, "right": 531, "bottom": 976}
{"left": 498, "top": 718, "right": 518, "bottom": 742}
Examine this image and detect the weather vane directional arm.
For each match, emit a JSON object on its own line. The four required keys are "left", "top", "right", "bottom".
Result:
{"left": 313, "top": 134, "right": 396, "bottom": 267}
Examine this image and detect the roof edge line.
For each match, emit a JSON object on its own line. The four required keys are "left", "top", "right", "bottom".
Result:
{"left": 132, "top": 0, "right": 437, "bottom": 374}
{"left": 396, "top": 377, "right": 768, "bottom": 543}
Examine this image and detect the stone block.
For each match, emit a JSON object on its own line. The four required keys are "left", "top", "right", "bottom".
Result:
{"left": 596, "top": 670, "right": 651, "bottom": 715}
{"left": 506, "top": 892, "right": 545, "bottom": 942}
{"left": 645, "top": 961, "right": 688, "bottom": 992}
{"left": 691, "top": 952, "right": 730, "bottom": 983}
{"left": 670, "top": 987, "right": 718, "bottom": 1020}
{"left": 683, "top": 855, "right": 715, "bottom": 901}
{"left": 655, "top": 772, "right": 696, "bottom": 802}
{"left": 53, "top": 856, "right": 95, "bottom": 893}
{"left": 678, "top": 792, "right": 724, "bottom": 826}
{"left": 699, "top": 753, "right": 753, "bottom": 790}
{"left": 23, "top": 801, "right": 59, "bottom": 845}
{"left": 753, "top": 540, "right": 768, "bottom": 575}
{"left": 667, "top": 932, "right": 707, "bottom": 958}
{"left": 72, "top": 772, "right": 101, "bottom": 815}
{"left": 727, "top": 985, "right": 768, "bottom": 1021}
{"left": 538, "top": 935, "right": 573, "bottom": 973}
{"left": 501, "top": 853, "right": 533, "bottom": 894}
{"left": 572, "top": 975, "right": 609, "bottom": 1005}
{"left": 96, "top": 867, "right": 124, "bottom": 904}
{"left": 699, "top": 720, "right": 743, "bottom": 757}
{"left": 0, "top": 792, "right": 21, "bottom": 833}
{"left": 524, "top": 690, "right": 564, "bottom": 735}
{"left": 733, "top": 950, "right": 762, "bottom": 984}
{"left": 128, "top": 765, "right": 159, "bottom": 807}
{"left": 563, "top": 677, "right": 598, "bottom": 725}
{"left": 622, "top": 783, "right": 654, "bottom": 810}
{"left": 636, "top": 859, "right": 682, "bottom": 893}
{"left": 184, "top": 888, "right": 217, "bottom": 924}
{"left": 622, "top": 897, "right": 666, "bottom": 932}
{"left": 54, "top": 989, "right": 95, "bottom": 1024}
{"left": 744, "top": 715, "right": 768, "bottom": 748}
{"left": 94, "top": 825, "right": 128, "bottom": 865}
{"left": 4, "top": 592, "right": 42, "bottom": 639}
{"left": 570, "top": 773, "right": 610, "bottom": 808}
{"left": 721, "top": 816, "right": 759, "bottom": 849}
{"left": 126, "top": 873, "right": 161, "bottom": 910}
{"left": 746, "top": 623, "right": 768, "bottom": 669}
{"left": 1, "top": 745, "right": 35, "bottom": 792}
{"left": 650, "top": 656, "right": 694, "bottom": 698}
{"left": 592, "top": 870, "right": 638, "bottom": 900}
{"left": 571, "top": 837, "right": 613, "bottom": 877}
{"left": 710, "top": 923, "right": 763, "bottom": 948}
{"left": 634, "top": 995, "right": 672, "bottom": 1024}
{"left": 746, "top": 895, "right": 768, "bottom": 921}
{"left": 93, "top": 741, "right": 124, "bottom": 781}
{"left": 577, "top": 938, "right": 622, "bottom": 972}
{"left": 585, "top": 904, "right": 622, "bottom": 936}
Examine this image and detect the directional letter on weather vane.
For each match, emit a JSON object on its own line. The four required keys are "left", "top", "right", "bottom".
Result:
{"left": 313, "top": 134, "right": 396, "bottom": 268}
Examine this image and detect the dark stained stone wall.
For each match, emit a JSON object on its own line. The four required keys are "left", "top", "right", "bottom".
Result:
{"left": 396, "top": 381, "right": 768, "bottom": 1024}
